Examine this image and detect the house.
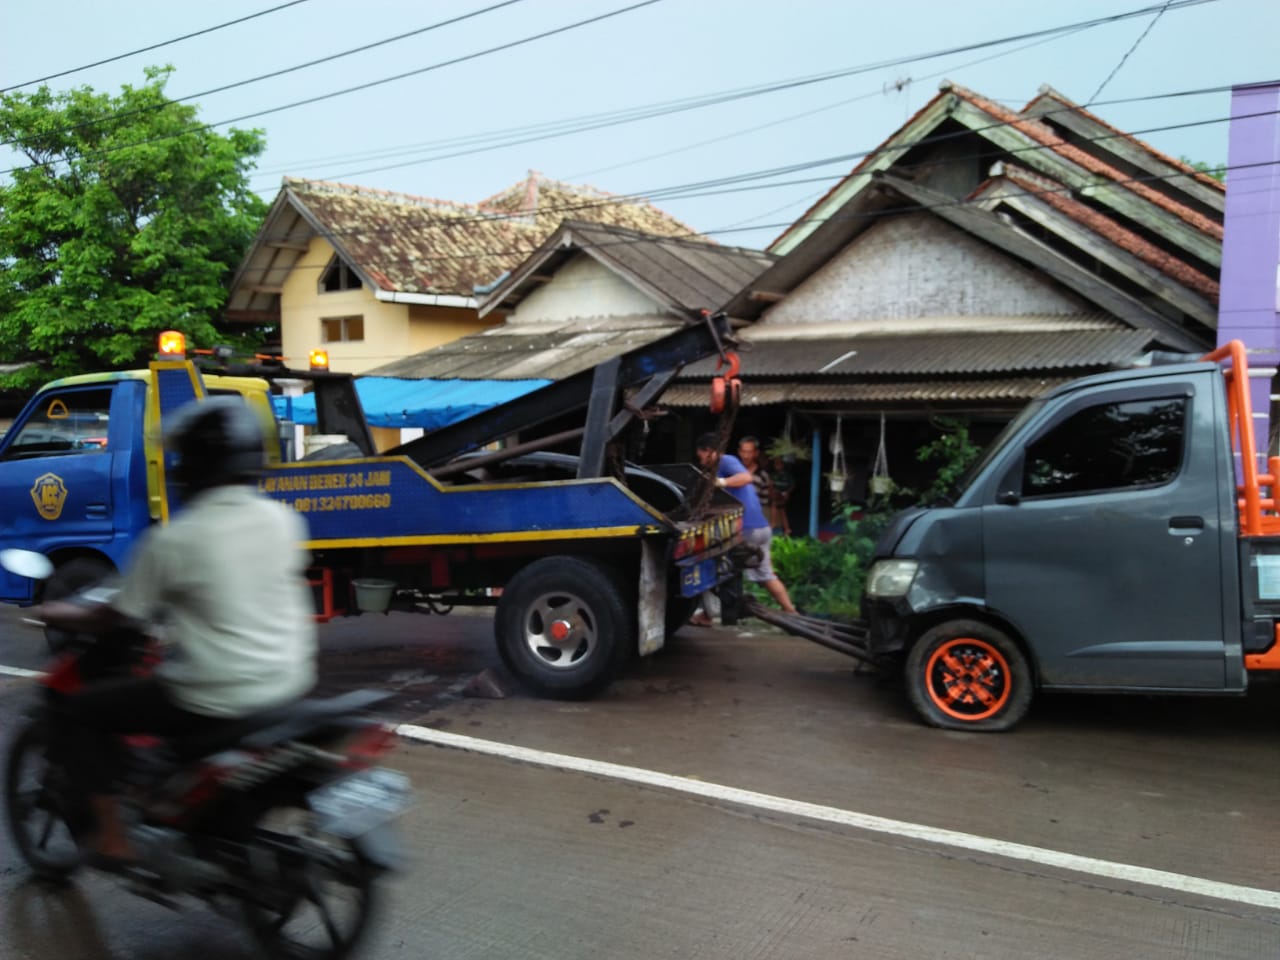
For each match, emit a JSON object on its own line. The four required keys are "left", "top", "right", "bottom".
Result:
{"left": 226, "top": 172, "right": 700, "bottom": 371}
{"left": 226, "top": 172, "right": 704, "bottom": 449}
{"left": 361, "top": 219, "right": 775, "bottom": 459}
{"left": 655, "top": 82, "right": 1225, "bottom": 528}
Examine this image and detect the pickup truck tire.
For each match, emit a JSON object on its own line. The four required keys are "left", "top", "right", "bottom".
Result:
{"left": 496, "top": 557, "right": 633, "bottom": 699}
{"left": 41, "top": 556, "right": 115, "bottom": 653}
{"left": 905, "top": 620, "right": 1032, "bottom": 732}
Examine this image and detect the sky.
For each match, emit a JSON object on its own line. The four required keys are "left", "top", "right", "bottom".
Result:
{"left": 1, "top": 0, "right": 1277, "bottom": 251}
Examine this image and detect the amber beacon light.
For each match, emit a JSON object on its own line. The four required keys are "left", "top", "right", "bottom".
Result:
{"left": 158, "top": 330, "right": 186, "bottom": 357}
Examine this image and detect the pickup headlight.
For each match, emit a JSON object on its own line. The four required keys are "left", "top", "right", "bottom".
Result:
{"left": 865, "top": 559, "right": 919, "bottom": 598}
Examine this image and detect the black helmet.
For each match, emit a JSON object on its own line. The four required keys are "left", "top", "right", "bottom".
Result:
{"left": 164, "top": 397, "right": 266, "bottom": 492}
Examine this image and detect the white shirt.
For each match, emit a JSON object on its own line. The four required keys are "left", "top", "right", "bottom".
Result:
{"left": 114, "top": 484, "right": 317, "bottom": 717}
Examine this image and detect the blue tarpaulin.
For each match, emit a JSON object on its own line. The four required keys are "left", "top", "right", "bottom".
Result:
{"left": 273, "top": 377, "right": 552, "bottom": 431}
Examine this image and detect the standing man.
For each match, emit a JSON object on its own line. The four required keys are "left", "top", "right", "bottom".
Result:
{"left": 737, "top": 436, "right": 772, "bottom": 526}
{"left": 695, "top": 432, "right": 796, "bottom": 617}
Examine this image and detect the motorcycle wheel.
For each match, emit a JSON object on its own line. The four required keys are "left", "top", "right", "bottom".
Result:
{"left": 240, "top": 806, "right": 378, "bottom": 960}
{"left": 4, "top": 720, "right": 85, "bottom": 880}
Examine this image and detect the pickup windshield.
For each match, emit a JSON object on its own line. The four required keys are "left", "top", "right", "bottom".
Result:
{"left": 951, "top": 399, "right": 1046, "bottom": 500}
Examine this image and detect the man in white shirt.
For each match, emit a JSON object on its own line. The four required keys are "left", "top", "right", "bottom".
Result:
{"left": 42, "top": 397, "right": 317, "bottom": 865}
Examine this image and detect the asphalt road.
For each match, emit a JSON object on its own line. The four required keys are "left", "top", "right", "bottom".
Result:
{"left": 2, "top": 604, "right": 1279, "bottom": 959}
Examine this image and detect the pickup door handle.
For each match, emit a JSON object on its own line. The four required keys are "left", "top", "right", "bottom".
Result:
{"left": 1169, "top": 516, "right": 1204, "bottom": 532}
{"left": 85, "top": 502, "right": 109, "bottom": 520}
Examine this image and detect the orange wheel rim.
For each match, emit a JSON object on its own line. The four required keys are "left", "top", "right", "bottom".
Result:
{"left": 924, "top": 637, "right": 1012, "bottom": 722}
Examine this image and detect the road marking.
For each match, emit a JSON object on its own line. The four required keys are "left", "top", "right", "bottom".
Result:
{"left": 0, "top": 664, "right": 42, "bottom": 678}
{"left": 397, "top": 723, "right": 1280, "bottom": 912}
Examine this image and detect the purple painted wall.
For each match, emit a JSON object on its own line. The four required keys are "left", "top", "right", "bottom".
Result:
{"left": 1218, "top": 81, "right": 1280, "bottom": 459}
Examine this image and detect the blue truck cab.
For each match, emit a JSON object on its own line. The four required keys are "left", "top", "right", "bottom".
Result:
{"left": 861, "top": 342, "right": 1280, "bottom": 731}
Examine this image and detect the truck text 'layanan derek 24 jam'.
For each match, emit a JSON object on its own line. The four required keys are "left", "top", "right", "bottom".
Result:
{"left": 0, "top": 318, "right": 746, "bottom": 699}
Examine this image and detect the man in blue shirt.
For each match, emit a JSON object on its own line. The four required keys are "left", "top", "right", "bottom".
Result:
{"left": 695, "top": 432, "right": 796, "bottom": 617}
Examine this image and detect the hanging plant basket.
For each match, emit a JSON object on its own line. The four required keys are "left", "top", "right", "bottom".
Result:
{"left": 869, "top": 475, "right": 894, "bottom": 495}
{"left": 828, "top": 472, "right": 847, "bottom": 494}
{"left": 766, "top": 435, "right": 811, "bottom": 463}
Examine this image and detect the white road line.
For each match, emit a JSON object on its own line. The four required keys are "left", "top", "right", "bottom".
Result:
{"left": 0, "top": 664, "right": 42, "bottom": 678}
{"left": 397, "top": 723, "right": 1280, "bottom": 912}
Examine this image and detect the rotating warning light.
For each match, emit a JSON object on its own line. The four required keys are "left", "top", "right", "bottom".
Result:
{"left": 309, "top": 348, "right": 330, "bottom": 371}
{"left": 158, "top": 330, "right": 186, "bottom": 357}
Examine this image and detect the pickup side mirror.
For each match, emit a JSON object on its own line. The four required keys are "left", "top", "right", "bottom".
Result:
{"left": 995, "top": 490, "right": 1022, "bottom": 506}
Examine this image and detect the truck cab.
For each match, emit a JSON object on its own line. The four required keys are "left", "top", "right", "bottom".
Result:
{"left": 862, "top": 353, "right": 1265, "bottom": 731}
{"left": 0, "top": 368, "right": 279, "bottom": 603}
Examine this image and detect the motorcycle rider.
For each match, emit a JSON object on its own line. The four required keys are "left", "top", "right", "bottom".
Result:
{"left": 39, "top": 397, "right": 317, "bottom": 867}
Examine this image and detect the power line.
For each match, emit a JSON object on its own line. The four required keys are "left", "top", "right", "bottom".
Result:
{"left": 0, "top": 0, "right": 666, "bottom": 177}
{"left": 252, "top": 101, "right": 1251, "bottom": 253}
{"left": 255, "top": 0, "right": 1221, "bottom": 189}
{"left": 0, "top": 0, "right": 314, "bottom": 94}
{"left": 1089, "top": 0, "right": 1173, "bottom": 103}
{"left": 0, "top": 0, "right": 531, "bottom": 149}
{"left": 0, "top": 0, "right": 1216, "bottom": 180}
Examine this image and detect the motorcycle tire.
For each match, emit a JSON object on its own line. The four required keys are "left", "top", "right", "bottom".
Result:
{"left": 240, "top": 805, "right": 379, "bottom": 960}
{"left": 4, "top": 720, "right": 86, "bottom": 880}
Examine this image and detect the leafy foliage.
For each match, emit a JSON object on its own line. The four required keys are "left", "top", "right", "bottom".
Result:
{"left": 757, "top": 418, "right": 981, "bottom": 616}
{"left": 1179, "top": 155, "right": 1226, "bottom": 182}
{"left": 0, "top": 67, "right": 268, "bottom": 387}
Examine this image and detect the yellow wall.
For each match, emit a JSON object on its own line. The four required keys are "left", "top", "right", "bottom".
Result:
{"left": 280, "top": 238, "right": 409, "bottom": 374}
{"left": 406, "top": 303, "right": 497, "bottom": 352}
{"left": 280, "top": 239, "right": 499, "bottom": 375}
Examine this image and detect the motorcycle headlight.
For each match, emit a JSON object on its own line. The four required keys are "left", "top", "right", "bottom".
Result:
{"left": 865, "top": 559, "right": 919, "bottom": 598}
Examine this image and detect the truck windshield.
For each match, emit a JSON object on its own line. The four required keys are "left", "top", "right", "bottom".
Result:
{"left": 950, "top": 399, "right": 1046, "bottom": 500}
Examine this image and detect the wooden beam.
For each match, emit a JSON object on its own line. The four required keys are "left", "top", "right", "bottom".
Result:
{"left": 223, "top": 309, "right": 280, "bottom": 324}
{"left": 748, "top": 290, "right": 787, "bottom": 304}
{"left": 245, "top": 283, "right": 284, "bottom": 295}
{"left": 266, "top": 238, "right": 310, "bottom": 252}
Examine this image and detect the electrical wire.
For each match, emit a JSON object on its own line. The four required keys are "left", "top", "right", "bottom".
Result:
{"left": 243, "top": 101, "right": 1252, "bottom": 252}
{"left": 0, "top": 0, "right": 314, "bottom": 94}
{"left": 0, "top": 0, "right": 532, "bottom": 149}
{"left": 1, "top": 0, "right": 1217, "bottom": 179}
{"left": 0, "top": 0, "right": 666, "bottom": 175}
{"left": 1089, "top": 0, "right": 1173, "bottom": 103}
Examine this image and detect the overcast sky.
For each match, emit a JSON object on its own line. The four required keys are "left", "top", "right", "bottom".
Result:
{"left": 2, "top": 0, "right": 1276, "bottom": 250}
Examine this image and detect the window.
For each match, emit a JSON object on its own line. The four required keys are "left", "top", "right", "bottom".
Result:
{"left": 1022, "top": 397, "right": 1186, "bottom": 498}
{"left": 321, "top": 315, "right": 365, "bottom": 343}
{"left": 2, "top": 388, "right": 112, "bottom": 459}
{"left": 320, "top": 256, "right": 362, "bottom": 292}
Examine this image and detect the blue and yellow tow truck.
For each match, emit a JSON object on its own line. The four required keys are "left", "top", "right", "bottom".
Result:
{"left": 0, "top": 317, "right": 745, "bottom": 698}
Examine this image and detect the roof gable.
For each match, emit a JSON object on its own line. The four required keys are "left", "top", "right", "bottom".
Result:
{"left": 227, "top": 174, "right": 707, "bottom": 324}
{"left": 480, "top": 219, "right": 775, "bottom": 319}
{"left": 765, "top": 212, "right": 1092, "bottom": 324}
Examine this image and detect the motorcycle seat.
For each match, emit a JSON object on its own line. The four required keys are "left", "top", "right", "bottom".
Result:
{"left": 177, "top": 689, "right": 392, "bottom": 759}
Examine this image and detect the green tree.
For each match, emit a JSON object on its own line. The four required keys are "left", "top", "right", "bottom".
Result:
{"left": 0, "top": 67, "right": 268, "bottom": 388}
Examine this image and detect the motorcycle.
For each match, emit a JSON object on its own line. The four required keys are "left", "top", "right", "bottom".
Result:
{"left": 1, "top": 549, "right": 410, "bottom": 960}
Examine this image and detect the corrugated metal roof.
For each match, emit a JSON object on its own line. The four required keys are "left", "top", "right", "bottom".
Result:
{"left": 364, "top": 317, "right": 681, "bottom": 380}
{"left": 481, "top": 220, "right": 773, "bottom": 317}
{"left": 660, "top": 378, "right": 1072, "bottom": 408}
{"left": 681, "top": 328, "right": 1156, "bottom": 378}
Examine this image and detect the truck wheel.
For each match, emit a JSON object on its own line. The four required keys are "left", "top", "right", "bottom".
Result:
{"left": 40, "top": 556, "right": 115, "bottom": 653}
{"left": 905, "top": 620, "right": 1032, "bottom": 732}
{"left": 496, "top": 557, "right": 633, "bottom": 700}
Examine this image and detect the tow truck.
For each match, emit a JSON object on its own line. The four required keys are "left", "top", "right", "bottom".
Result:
{"left": 752, "top": 340, "right": 1280, "bottom": 731}
{"left": 0, "top": 317, "right": 745, "bottom": 699}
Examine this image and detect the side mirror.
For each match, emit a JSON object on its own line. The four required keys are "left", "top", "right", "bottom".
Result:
{"left": 0, "top": 549, "right": 54, "bottom": 580}
{"left": 995, "top": 490, "right": 1022, "bottom": 506}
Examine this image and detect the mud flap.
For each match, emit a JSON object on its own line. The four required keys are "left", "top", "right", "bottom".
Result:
{"left": 638, "top": 539, "right": 666, "bottom": 656}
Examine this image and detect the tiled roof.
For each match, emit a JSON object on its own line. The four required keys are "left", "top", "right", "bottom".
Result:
{"left": 1022, "top": 86, "right": 1225, "bottom": 198}
{"left": 983, "top": 166, "right": 1220, "bottom": 302}
{"left": 946, "top": 84, "right": 1223, "bottom": 241}
{"left": 289, "top": 173, "right": 700, "bottom": 297}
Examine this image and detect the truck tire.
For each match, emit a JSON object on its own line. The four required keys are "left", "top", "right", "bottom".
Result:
{"left": 905, "top": 620, "right": 1032, "bottom": 732}
{"left": 496, "top": 557, "right": 633, "bottom": 700}
{"left": 40, "top": 556, "right": 115, "bottom": 653}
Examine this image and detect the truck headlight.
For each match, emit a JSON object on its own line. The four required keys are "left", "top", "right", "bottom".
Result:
{"left": 865, "top": 559, "right": 918, "bottom": 598}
